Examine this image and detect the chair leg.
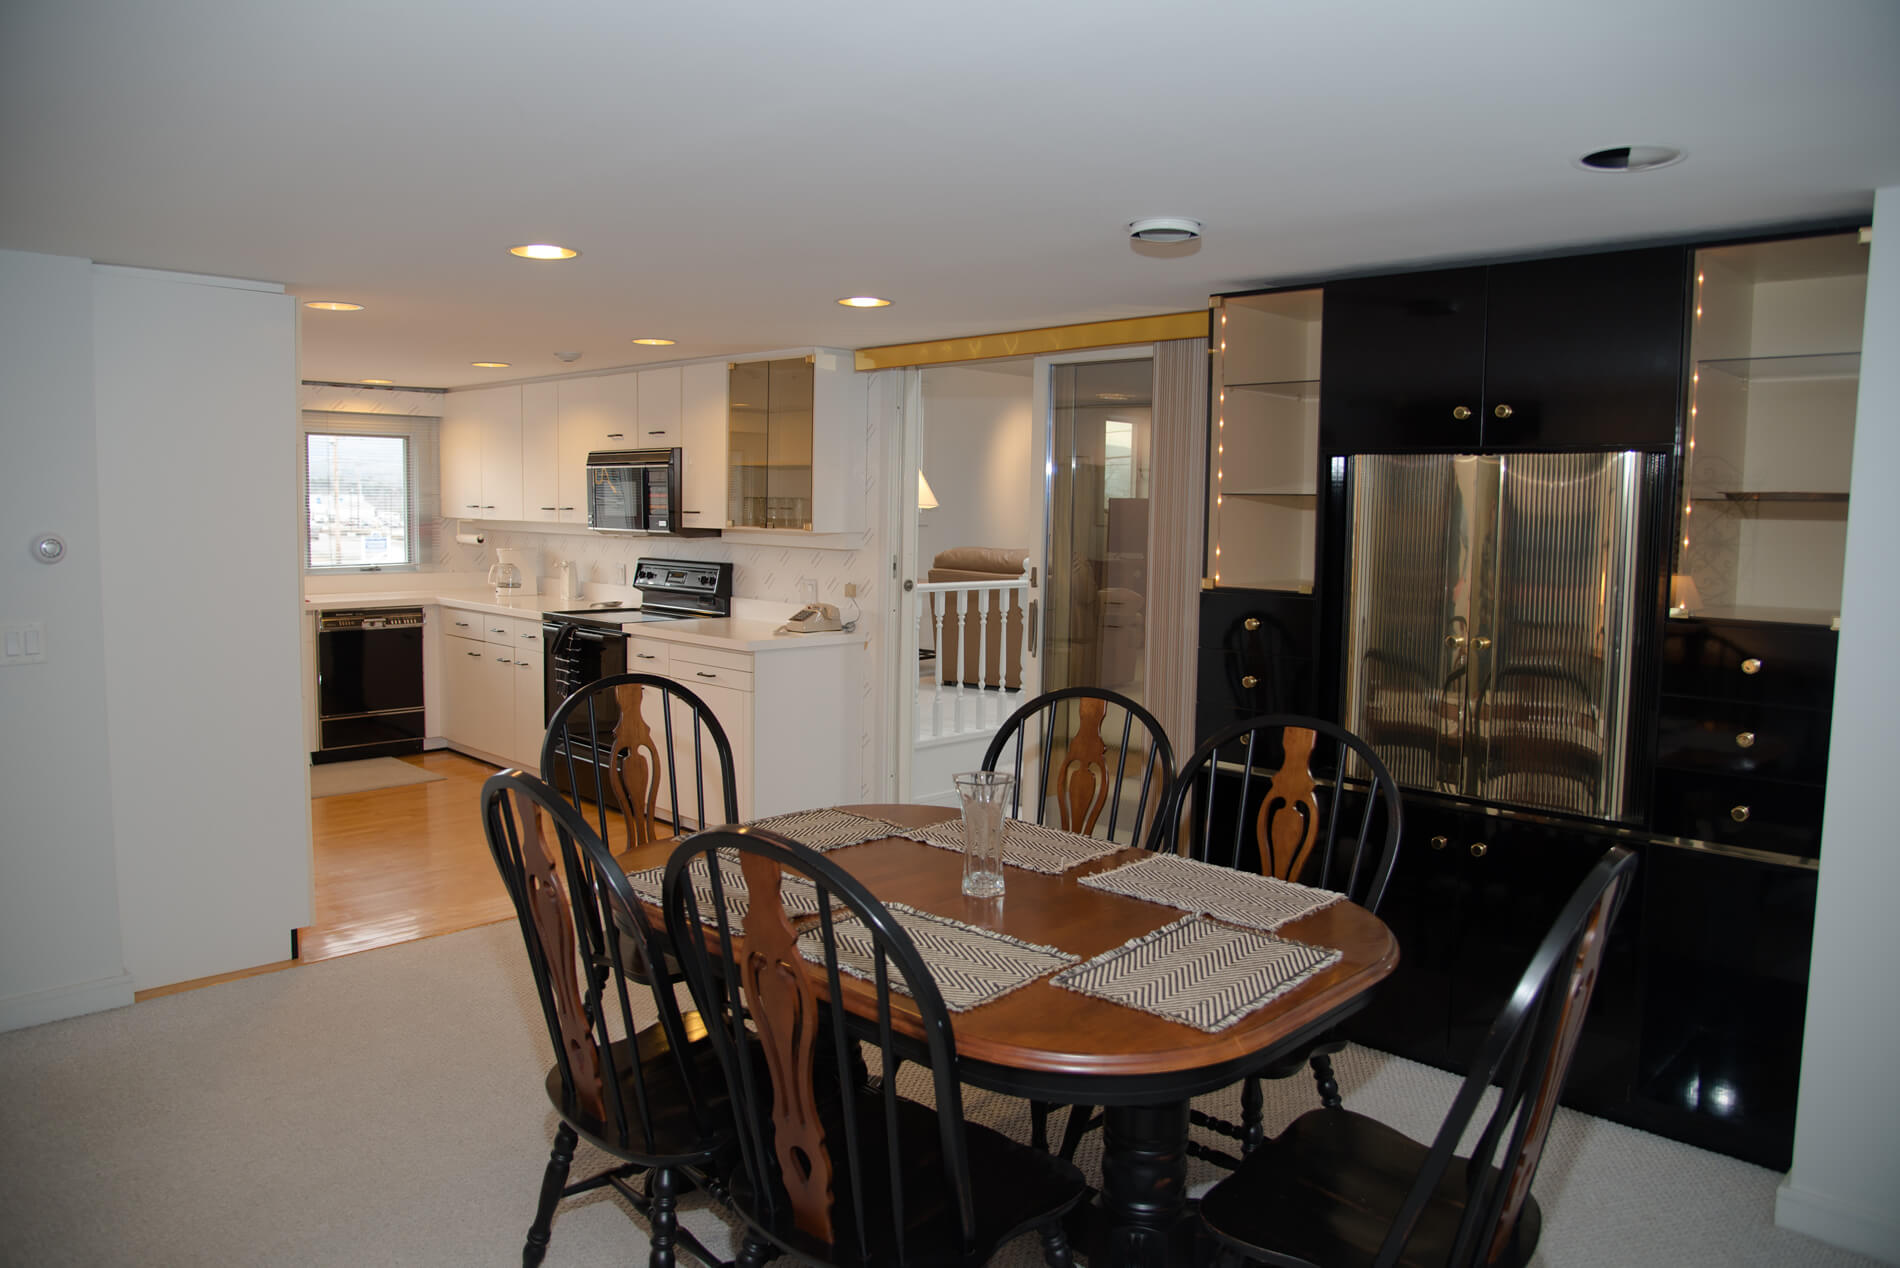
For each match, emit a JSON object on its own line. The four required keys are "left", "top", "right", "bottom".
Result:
{"left": 524, "top": 1122, "right": 577, "bottom": 1267}
{"left": 1311, "top": 1051, "right": 1342, "bottom": 1109}
{"left": 1240, "top": 1076, "right": 1265, "bottom": 1155}
{"left": 1030, "top": 1100, "right": 1052, "bottom": 1152}
{"left": 1039, "top": 1219, "right": 1075, "bottom": 1267}
{"left": 646, "top": 1166, "right": 680, "bottom": 1268}
{"left": 1057, "top": 1104, "right": 1095, "bottom": 1161}
{"left": 736, "top": 1233, "right": 778, "bottom": 1266}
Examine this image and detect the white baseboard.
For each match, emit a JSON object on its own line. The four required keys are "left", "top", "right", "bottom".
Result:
{"left": 0, "top": 971, "right": 136, "bottom": 1033}
{"left": 1777, "top": 1174, "right": 1900, "bottom": 1262}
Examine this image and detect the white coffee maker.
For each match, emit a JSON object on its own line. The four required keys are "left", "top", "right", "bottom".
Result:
{"left": 488, "top": 547, "right": 535, "bottom": 599}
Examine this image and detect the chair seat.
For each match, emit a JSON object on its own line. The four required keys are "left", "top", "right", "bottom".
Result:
{"left": 1198, "top": 1107, "right": 1542, "bottom": 1268}
{"left": 543, "top": 1015, "right": 733, "bottom": 1168}
{"left": 729, "top": 1086, "right": 1087, "bottom": 1268}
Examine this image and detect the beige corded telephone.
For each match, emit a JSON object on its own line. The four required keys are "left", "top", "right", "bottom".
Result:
{"left": 778, "top": 602, "right": 843, "bottom": 634}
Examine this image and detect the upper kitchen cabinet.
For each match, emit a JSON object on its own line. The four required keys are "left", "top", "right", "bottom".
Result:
{"left": 1320, "top": 245, "right": 1688, "bottom": 452}
{"left": 727, "top": 351, "right": 865, "bottom": 533}
{"left": 679, "top": 361, "right": 728, "bottom": 531}
{"left": 441, "top": 384, "right": 524, "bottom": 520}
{"left": 635, "top": 367, "right": 681, "bottom": 447}
{"left": 1676, "top": 230, "right": 1867, "bottom": 623}
{"left": 1208, "top": 287, "right": 1322, "bottom": 592}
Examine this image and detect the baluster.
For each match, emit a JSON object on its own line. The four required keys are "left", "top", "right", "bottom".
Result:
{"left": 952, "top": 592, "right": 970, "bottom": 735}
{"left": 975, "top": 585, "right": 993, "bottom": 731}
{"left": 932, "top": 594, "right": 948, "bottom": 737}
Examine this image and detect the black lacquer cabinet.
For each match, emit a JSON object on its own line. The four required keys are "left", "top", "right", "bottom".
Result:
{"left": 1193, "top": 588, "right": 1316, "bottom": 748}
{"left": 1319, "top": 245, "right": 1688, "bottom": 452}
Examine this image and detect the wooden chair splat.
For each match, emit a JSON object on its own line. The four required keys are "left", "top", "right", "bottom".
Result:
{"left": 1255, "top": 726, "right": 1320, "bottom": 882}
{"left": 519, "top": 802, "right": 604, "bottom": 1120}
{"left": 609, "top": 683, "right": 665, "bottom": 848}
{"left": 737, "top": 850, "right": 834, "bottom": 1244}
{"left": 1054, "top": 696, "right": 1112, "bottom": 835}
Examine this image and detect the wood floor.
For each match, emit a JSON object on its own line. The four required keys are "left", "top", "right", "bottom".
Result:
{"left": 301, "top": 750, "right": 516, "bottom": 963}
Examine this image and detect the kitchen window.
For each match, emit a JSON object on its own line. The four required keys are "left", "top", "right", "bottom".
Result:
{"left": 302, "top": 411, "right": 439, "bottom": 572}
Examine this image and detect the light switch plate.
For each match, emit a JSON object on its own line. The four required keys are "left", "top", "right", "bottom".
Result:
{"left": 1, "top": 622, "right": 46, "bottom": 665}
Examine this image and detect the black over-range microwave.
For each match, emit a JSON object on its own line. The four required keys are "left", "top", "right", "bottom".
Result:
{"left": 586, "top": 447, "right": 682, "bottom": 533}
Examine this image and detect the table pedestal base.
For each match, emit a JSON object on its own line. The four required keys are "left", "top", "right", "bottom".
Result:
{"left": 1089, "top": 1101, "right": 1211, "bottom": 1267}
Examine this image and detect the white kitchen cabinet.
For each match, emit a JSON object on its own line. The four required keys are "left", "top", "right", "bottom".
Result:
{"left": 726, "top": 349, "right": 865, "bottom": 533}
{"left": 520, "top": 381, "right": 562, "bottom": 523}
{"left": 636, "top": 367, "right": 682, "bottom": 447}
{"left": 440, "top": 629, "right": 504, "bottom": 756}
{"left": 513, "top": 653, "right": 545, "bottom": 771}
{"left": 440, "top": 608, "right": 544, "bottom": 767}
{"left": 558, "top": 373, "right": 638, "bottom": 526}
{"left": 442, "top": 384, "right": 524, "bottom": 520}
{"left": 680, "top": 361, "right": 728, "bottom": 530}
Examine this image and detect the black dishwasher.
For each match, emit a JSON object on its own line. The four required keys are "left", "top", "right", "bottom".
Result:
{"left": 315, "top": 608, "right": 426, "bottom": 763}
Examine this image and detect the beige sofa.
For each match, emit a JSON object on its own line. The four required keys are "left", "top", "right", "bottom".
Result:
{"left": 927, "top": 547, "right": 1027, "bottom": 690}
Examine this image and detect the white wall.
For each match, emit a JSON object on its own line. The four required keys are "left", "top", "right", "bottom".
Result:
{"left": 1779, "top": 191, "right": 1900, "bottom": 1262}
{"left": 0, "top": 251, "right": 133, "bottom": 1030}
{"left": 918, "top": 363, "right": 1036, "bottom": 569}
{"left": 93, "top": 266, "right": 311, "bottom": 991}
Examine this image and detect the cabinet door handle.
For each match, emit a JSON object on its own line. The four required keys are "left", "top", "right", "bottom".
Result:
{"left": 559, "top": 506, "right": 575, "bottom": 511}
{"left": 465, "top": 504, "right": 480, "bottom": 510}
{"left": 454, "top": 620, "right": 470, "bottom": 628}
{"left": 1731, "top": 805, "right": 1751, "bottom": 823}
{"left": 540, "top": 506, "right": 557, "bottom": 511}
{"left": 606, "top": 432, "right": 624, "bottom": 439}
{"left": 1240, "top": 675, "right": 1259, "bottom": 689}
{"left": 647, "top": 429, "right": 666, "bottom": 436}
{"left": 1430, "top": 835, "right": 1448, "bottom": 851}
{"left": 635, "top": 653, "right": 658, "bottom": 660}
{"left": 696, "top": 671, "right": 716, "bottom": 679}
{"left": 1741, "top": 657, "right": 1763, "bottom": 675}
{"left": 1735, "top": 731, "right": 1757, "bottom": 749}
{"left": 1469, "top": 842, "right": 1488, "bottom": 858}
{"left": 1452, "top": 405, "right": 1472, "bottom": 421}
{"left": 1243, "top": 617, "right": 1260, "bottom": 631}
{"left": 1493, "top": 404, "right": 1514, "bottom": 419}
{"left": 466, "top": 650, "right": 481, "bottom": 658}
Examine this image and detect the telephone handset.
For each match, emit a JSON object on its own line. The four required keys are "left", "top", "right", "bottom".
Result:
{"left": 778, "top": 602, "right": 843, "bottom": 634}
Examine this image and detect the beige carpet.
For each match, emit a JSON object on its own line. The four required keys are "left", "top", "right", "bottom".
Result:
{"left": 308, "top": 756, "right": 447, "bottom": 798}
{"left": 0, "top": 920, "right": 1878, "bottom": 1268}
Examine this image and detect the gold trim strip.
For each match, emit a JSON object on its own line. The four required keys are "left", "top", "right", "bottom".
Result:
{"left": 852, "top": 312, "right": 1210, "bottom": 371}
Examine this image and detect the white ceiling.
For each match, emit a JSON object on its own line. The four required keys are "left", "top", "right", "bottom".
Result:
{"left": 3, "top": 1, "right": 1896, "bottom": 389}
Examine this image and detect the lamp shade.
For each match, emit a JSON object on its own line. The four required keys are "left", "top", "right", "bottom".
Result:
{"left": 918, "top": 470, "right": 939, "bottom": 511}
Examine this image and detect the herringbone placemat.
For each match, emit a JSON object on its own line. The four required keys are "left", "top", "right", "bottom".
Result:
{"left": 740, "top": 808, "right": 904, "bottom": 852}
{"left": 625, "top": 853, "right": 827, "bottom": 919}
{"left": 796, "top": 903, "right": 1079, "bottom": 1012}
{"left": 899, "top": 818, "right": 1127, "bottom": 874}
{"left": 1078, "top": 852, "right": 1342, "bottom": 931}
{"left": 1052, "top": 915, "right": 1341, "bottom": 1033}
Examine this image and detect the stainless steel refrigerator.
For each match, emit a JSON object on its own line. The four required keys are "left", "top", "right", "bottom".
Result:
{"left": 1342, "top": 452, "right": 1656, "bottom": 820}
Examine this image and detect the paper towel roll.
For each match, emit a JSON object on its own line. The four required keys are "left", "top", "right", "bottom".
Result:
{"left": 455, "top": 530, "right": 486, "bottom": 546}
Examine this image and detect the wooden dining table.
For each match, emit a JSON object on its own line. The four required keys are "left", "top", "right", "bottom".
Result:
{"left": 620, "top": 803, "right": 1398, "bottom": 1268}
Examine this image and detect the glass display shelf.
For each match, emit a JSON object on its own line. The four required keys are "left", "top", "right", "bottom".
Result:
{"left": 1222, "top": 489, "right": 1317, "bottom": 499}
{"left": 1224, "top": 378, "right": 1320, "bottom": 401}
{"left": 1691, "top": 491, "right": 1850, "bottom": 503}
{"left": 1697, "top": 352, "right": 1859, "bottom": 382}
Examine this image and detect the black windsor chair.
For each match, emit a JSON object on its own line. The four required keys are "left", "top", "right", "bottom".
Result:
{"left": 481, "top": 769, "right": 734, "bottom": 1268}
{"left": 980, "top": 685, "right": 1176, "bottom": 1158}
{"left": 1163, "top": 714, "right": 1404, "bottom": 1167}
{"left": 1197, "top": 845, "right": 1638, "bottom": 1267}
{"left": 663, "top": 826, "right": 1088, "bottom": 1268}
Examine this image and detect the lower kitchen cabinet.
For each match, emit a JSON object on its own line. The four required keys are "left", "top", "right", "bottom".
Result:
{"left": 439, "top": 607, "right": 544, "bottom": 770}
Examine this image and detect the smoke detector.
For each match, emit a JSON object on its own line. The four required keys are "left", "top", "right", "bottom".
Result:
{"left": 554, "top": 350, "right": 583, "bottom": 363}
{"left": 1128, "top": 217, "right": 1203, "bottom": 243}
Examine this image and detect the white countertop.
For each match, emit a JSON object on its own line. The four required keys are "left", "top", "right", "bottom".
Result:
{"left": 302, "top": 588, "right": 858, "bottom": 652}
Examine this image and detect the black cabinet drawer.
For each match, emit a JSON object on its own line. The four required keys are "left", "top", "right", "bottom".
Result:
{"left": 1651, "top": 770, "right": 1825, "bottom": 859}
{"left": 1655, "top": 697, "right": 1830, "bottom": 783}
{"left": 1662, "top": 619, "right": 1837, "bottom": 710}
{"left": 1197, "top": 651, "right": 1314, "bottom": 717}
{"left": 1198, "top": 588, "right": 1316, "bottom": 658}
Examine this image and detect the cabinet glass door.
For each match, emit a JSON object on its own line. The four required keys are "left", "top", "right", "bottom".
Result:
{"left": 726, "top": 361, "right": 769, "bottom": 528}
{"left": 726, "top": 357, "right": 816, "bottom": 529}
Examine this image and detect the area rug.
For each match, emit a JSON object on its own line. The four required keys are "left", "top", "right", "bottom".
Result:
{"left": 308, "top": 756, "right": 446, "bottom": 798}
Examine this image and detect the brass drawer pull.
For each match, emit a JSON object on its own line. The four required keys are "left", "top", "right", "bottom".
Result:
{"left": 1469, "top": 842, "right": 1488, "bottom": 858}
{"left": 1452, "top": 405, "right": 1472, "bottom": 420}
{"left": 1493, "top": 404, "right": 1514, "bottom": 419}
{"left": 1240, "top": 674, "right": 1259, "bottom": 689}
{"left": 1741, "top": 657, "right": 1763, "bottom": 675}
{"left": 1731, "top": 805, "right": 1751, "bottom": 823}
{"left": 1735, "top": 731, "right": 1756, "bottom": 749}
{"left": 1243, "top": 617, "right": 1261, "bottom": 631}
{"left": 1430, "top": 835, "right": 1448, "bottom": 851}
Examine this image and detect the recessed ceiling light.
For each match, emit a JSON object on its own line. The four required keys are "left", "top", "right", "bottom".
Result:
{"left": 508, "top": 243, "right": 580, "bottom": 260}
{"left": 837, "top": 296, "right": 892, "bottom": 308}
{"left": 359, "top": 378, "right": 394, "bottom": 385}
{"left": 470, "top": 361, "right": 511, "bottom": 369}
{"left": 1128, "top": 217, "right": 1203, "bottom": 243}
{"left": 631, "top": 337, "right": 677, "bottom": 346}
{"left": 1576, "top": 145, "right": 1684, "bottom": 173}
{"left": 304, "top": 300, "right": 364, "bottom": 311}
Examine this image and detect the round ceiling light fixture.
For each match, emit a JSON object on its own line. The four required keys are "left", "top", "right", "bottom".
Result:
{"left": 631, "top": 337, "right": 677, "bottom": 346}
{"left": 1128, "top": 217, "right": 1203, "bottom": 243}
{"left": 837, "top": 295, "right": 892, "bottom": 308}
{"left": 470, "top": 361, "right": 511, "bottom": 369}
{"left": 1576, "top": 145, "right": 1684, "bottom": 173}
{"left": 304, "top": 300, "right": 364, "bottom": 311}
{"left": 508, "top": 243, "right": 581, "bottom": 260}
